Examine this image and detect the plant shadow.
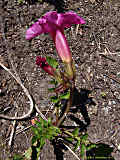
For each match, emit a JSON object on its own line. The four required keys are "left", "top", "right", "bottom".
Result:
{"left": 61, "top": 88, "right": 93, "bottom": 130}
{"left": 53, "top": 87, "right": 96, "bottom": 160}
{"left": 53, "top": 88, "right": 115, "bottom": 160}
{"left": 86, "top": 143, "right": 115, "bottom": 160}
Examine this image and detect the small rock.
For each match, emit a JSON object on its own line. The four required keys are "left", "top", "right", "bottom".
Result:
{"left": 108, "top": 101, "right": 112, "bottom": 105}
{"left": 112, "top": 101, "right": 116, "bottom": 105}
{"left": 118, "top": 144, "right": 120, "bottom": 151}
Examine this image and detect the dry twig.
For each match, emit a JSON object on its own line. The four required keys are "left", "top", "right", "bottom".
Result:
{"left": 0, "top": 61, "right": 47, "bottom": 121}
{"left": 0, "top": 61, "right": 34, "bottom": 120}
{"left": 8, "top": 112, "right": 17, "bottom": 147}
{"left": 63, "top": 143, "right": 81, "bottom": 160}
{"left": 34, "top": 104, "right": 47, "bottom": 121}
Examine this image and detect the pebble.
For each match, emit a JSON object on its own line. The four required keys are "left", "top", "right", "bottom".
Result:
{"left": 112, "top": 101, "right": 116, "bottom": 105}
{"left": 118, "top": 144, "right": 120, "bottom": 151}
{"left": 108, "top": 100, "right": 116, "bottom": 105}
{"left": 108, "top": 101, "right": 112, "bottom": 106}
{"left": 0, "top": 89, "right": 2, "bottom": 94}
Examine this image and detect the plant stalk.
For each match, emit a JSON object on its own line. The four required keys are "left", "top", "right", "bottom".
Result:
{"left": 56, "top": 80, "right": 75, "bottom": 127}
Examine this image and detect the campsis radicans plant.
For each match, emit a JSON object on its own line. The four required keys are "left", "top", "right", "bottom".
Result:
{"left": 26, "top": 10, "right": 85, "bottom": 127}
{"left": 25, "top": 11, "right": 95, "bottom": 160}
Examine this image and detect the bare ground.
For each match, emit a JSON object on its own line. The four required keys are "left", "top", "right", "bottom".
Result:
{"left": 0, "top": 0, "right": 120, "bottom": 159}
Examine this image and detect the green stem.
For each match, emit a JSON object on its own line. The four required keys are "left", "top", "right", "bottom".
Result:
{"left": 56, "top": 80, "right": 75, "bottom": 127}
{"left": 63, "top": 129, "right": 80, "bottom": 141}
{"left": 55, "top": 102, "right": 60, "bottom": 124}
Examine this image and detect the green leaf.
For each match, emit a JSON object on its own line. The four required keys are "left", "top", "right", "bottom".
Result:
{"left": 81, "top": 134, "right": 88, "bottom": 142}
{"left": 35, "top": 121, "right": 42, "bottom": 128}
{"left": 36, "top": 145, "right": 41, "bottom": 152}
{"left": 86, "top": 144, "right": 96, "bottom": 151}
{"left": 36, "top": 117, "right": 48, "bottom": 129}
{"left": 47, "top": 128, "right": 54, "bottom": 135}
{"left": 48, "top": 88, "right": 55, "bottom": 92}
{"left": 43, "top": 120, "right": 48, "bottom": 128}
{"left": 18, "top": 0, "right": 24, "bottom": 4}
{"left": 50, "top": 96, "right": 59, "bottom": 103}
{"left": 13, "top": 154, "right": 24, "bottom": 160}
{"left": 80, "top": 144, "right": 86, "bottom": 158}
{"left": 49, "top": 79, "right": 58, "bottom": 86}
{"left": 72, "top": 128, "right": 79, "bottom": 137}
{"left": 54, "top": 127, "right": 61, "bottom": 133}
{"left": 32, "top": 136, "right": 38, "bottom": 145}
{"left": 46, "top": 126, "right": 61, "bottom": 140}
{"left": 24, "top": 147, "right": 32, "bottom": 160}
{"left": 46, "top": 56, "right": 58, "bottom": 69}
{"left": 32, "top": 127, "right": 40, "bottom": 137}
{"left": 74, "top": 139, "right": 80, "bottom": 151}
{"left": 60, "top": 90, "right": 70, "bottom": 100}
{"left": 101, "top": 92, "right": 106, "bottom": 98}
{"left": 31, "top": 117, "right": 61, "bottom": 155}
{"left": 48, "top": 118, "right": 52, "bottom": 126}
{"left": 45, "top": 134, "right": 51, "bottom": 139}
{"left": 40, "top": 137, "right": 45, "bottom": 148}
{"left": 65, "top": 137, "right": 73, "bottom": 142}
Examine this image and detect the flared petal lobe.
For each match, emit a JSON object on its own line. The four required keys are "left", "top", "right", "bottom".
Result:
{"left": 26, "top": 11, "right": 85, "bottom": 40}
{"left": 26, "top": 22, "right": 44, "bottom": 40}
{"left": 57, "top": 11, "right": 85, "bottom": 29}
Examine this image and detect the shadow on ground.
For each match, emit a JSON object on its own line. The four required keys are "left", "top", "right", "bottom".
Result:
{"left": 52, "top": 88, "right": 114, "bottom": 160}
{"left": 53, "top": 88, "right": 91, "bottom": 160}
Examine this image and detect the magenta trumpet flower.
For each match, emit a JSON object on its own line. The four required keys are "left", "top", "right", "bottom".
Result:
{"left": 26, "top": 11, "right": 85, "bottom": 63}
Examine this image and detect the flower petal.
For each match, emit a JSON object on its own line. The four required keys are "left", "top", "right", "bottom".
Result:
{"left": 26, "top": 22, "right": 43, "bottom": 40}
{"left": 55, "top": 30, "right": 72, "bottom": 63}
{"left": 36, "top": 56, "right": 46, "bottom": 67}
{"left": 39, "top": 12, "right": 58, "bottom": 33}
{"left": 57, "top": 11, "right": 85, "bottom": 29}
{"left": 26, "top": 11, "right": 85, "bottom": 40}
{"left": 43, "top": 11, "right": 58, "bottom": 25}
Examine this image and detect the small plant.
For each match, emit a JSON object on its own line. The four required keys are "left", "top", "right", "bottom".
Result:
{"left": 18, "top": 0, "right": 24, "bottom": 4}
{"left": 31, "top": 118, "right": 61, "bottom": 158}
{"left": 11, "top": 10, "right": 115, "bottom": 160}
{"left": 13, "top": 154, "right": 24, "bottom": 160}
{"left": 101, "top": 91, "right": 107, "bottom": 98}
{"left": 25, "top": 11, "right": 95, "bottom": 160}
{"left": 30, "top": 118, "right": 96, "bottom": 160}
{"left": 14, "top": 11, "right": 97, "bottom": 159}
{"left": 26, "top": 11, "right": 85, "bottom": 127}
